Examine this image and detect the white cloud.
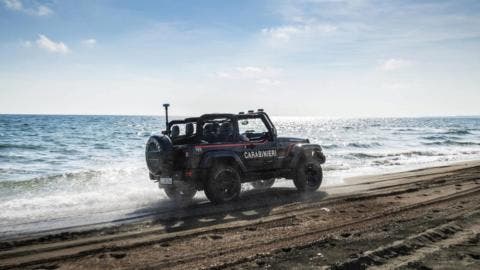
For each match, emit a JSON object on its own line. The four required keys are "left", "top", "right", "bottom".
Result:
{"left": 36, "top": 34, "right": 70, "bottom": 54}
{"left": 81, "top": 38, "right": 97, "bottom": 48}
{"left": 262, "top": 23, "right": 337, "bottom": 41}
{"left": 2, "top": 0, "right": 53, "bottom": 16}
{"left": 381, "top": 58, "right": 412, "bottom": 71}
{"left": 33, "top": 5, "right": 52, "bottom": 16}
{"left": 235, "top": 66, "right": 266, "bottom": 77}
{"left": 262, "top": 25, "right": 301, "bottom": 41}
{"left": 3, "top": 0, "right": 22, "bottom": 10}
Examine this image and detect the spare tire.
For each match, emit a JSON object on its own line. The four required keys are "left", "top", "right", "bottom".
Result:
{"left": 145, "top": 135, "right": 173, "bottom": 175}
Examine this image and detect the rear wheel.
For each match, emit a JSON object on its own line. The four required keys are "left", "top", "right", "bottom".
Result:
{"left": 164, "top": 184, "right": 196, "bottom": 203}
{"left": 251, "top": 178, "right": 275, "bottom": 189}
{"left": 293, "top": 159, "right": 323, "bottom": 192}
{"left": 205, "top": 165, "right": 241, "bottom": 204}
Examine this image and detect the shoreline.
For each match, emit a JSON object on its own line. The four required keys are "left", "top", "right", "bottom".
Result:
{"left": 343, "top": 159, "right": 480, "bottom": 185}
{"left": 2, "top": 160, "right": 480, "bottom": 241}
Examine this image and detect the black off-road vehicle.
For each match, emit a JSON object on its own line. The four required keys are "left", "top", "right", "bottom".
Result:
{"left": 145, "top": 104, "right": 326, "bottom": 204}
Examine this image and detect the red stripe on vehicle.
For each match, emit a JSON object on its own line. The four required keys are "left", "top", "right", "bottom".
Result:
{"left": 195, "top": 140, "right": 267, "bottom": 149}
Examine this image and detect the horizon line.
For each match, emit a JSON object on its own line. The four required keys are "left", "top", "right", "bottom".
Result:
{"left": 1, "top": 112, "right": 479, "bottom": 119}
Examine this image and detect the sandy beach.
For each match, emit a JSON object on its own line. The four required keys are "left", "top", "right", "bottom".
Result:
{"left": 0, "top": 160, "right": 479, "bottom": 269}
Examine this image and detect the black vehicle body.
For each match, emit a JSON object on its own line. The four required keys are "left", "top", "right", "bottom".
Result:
{"left": 146, "top": 107, "right": 326, "bottom": 203}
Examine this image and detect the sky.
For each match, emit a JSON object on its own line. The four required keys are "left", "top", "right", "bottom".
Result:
{"left": 0, "top": 0, "right": 479, "bottom": 117}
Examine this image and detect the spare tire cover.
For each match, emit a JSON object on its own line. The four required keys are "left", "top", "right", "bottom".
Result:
{"left": 145, "top": 135, "right": 173, "bottom": 175}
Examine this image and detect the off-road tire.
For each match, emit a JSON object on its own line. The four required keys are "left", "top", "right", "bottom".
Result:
{"left": 164, "top": 185, "right": 196, "bottom": 203}
{"left": 293, "top": 158, "right": 323, "bottom": 192}
{"left": 251, "top": 179, "right": 275, "bottom": 189}
{"left": 205, "top": 165, "right": 241, "bottom": 204}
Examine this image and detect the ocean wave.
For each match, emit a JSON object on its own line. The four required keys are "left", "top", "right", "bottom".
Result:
{"left": 322, "top": 144, "right": 339, "bottom": 149}
{"left": 48, "top": 148, "right": 82, "bottom": 155}
{"left": 348, "top": 153, "right": 385, "bottom": 159}
{"left": 347, "top": 142, "right": 382, "bottom": 148}
{"left": 0, "top": 154, "right": 28, "bottom": 161}
{"left": 0, "top": 167, "right": 145, "bottom": 192}
{"left": 423, "top": 140, "right": 480, "bottom": 146}
{"left": 137, "top": 131, "right": 152, "bottom": 137}
{"left": 321, "top": 142, "right": 383, "bottom": 149}
{"left": 347, "top": 151, "right": 441, "bottom": 159}
{"left": 421, "top": 135, "right": 459, "bottom": 141}
{"left": 93, "top": 143, "right": 110, "bottom": 149}
{"left": 322, "top": 164, "right": 351, "bottom": 171}
{"left": 372, "top": 160, "right": 401, "bottom": 166}
{"left": 442, "top": 129, "right": 471, "bottom": 135}
{"left": 393, "top": 151, "right": 440, "bottom": 157}
{"left": 0, "top": 170, "right": 102, "bottom": 190}
{"left": 0, "top": 143, "right": 45, "bottom": 150}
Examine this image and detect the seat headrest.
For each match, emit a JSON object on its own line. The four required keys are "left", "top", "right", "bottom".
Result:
{"left": 219, "top": 122, "right": 233, "bottom": 135}
{"left": 185, "top": 123, "right": 194, "bottom": 136}
{"left": 212, "top": 123, "right": 219, "bottom": 133}
{"left": 171, "top": 125, "right": 180, "bottom": 138}
{"left": 203, "top": 123, "right": 214, "bottom": 134}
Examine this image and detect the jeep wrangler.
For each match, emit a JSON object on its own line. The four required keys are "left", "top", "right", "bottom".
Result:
{"left": 145, "top": 104, "right": 326, "bottom": 204}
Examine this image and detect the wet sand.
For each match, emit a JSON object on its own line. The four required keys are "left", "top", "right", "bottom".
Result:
{"left": 1, "top": 161, "right": 480, "bottom": 269}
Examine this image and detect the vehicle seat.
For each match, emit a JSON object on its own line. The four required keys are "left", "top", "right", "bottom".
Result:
{"left": 171, "top": 125, "right": 180, "bottom": 138}
{"left": 203, "top": 123, "right": 216, "bottom": 142}
{"left": 185, "top": 123, "right": 194, "bottom": 137}
{"left": 218, "top": 122, "right": 233, "bottom": 142}
{"left": 212, "top": 123, "right": 219, "bottom": 135}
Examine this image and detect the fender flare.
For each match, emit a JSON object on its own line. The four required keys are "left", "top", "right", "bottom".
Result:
{"left": 199, "top": 150, "right": 247, "bottom": 172}
{"left": 289, "top": 143, "right": 325, "bottom": 169}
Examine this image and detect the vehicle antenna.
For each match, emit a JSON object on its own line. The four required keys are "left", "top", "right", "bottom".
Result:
{"left": 163, "top": 103, "right": 170, "bottom": 134}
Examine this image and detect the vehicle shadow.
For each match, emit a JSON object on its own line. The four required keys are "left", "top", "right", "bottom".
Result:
{"left": 129, "top": 188, "right": 328, "bottom": 233}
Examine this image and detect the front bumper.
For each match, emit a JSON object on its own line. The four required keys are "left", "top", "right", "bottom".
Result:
{"left": 317, "top": 151, "right": 326, "bottom": 164}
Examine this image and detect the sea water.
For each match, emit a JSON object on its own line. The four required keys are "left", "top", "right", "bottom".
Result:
{"left": 1, "top": 115, "right": 479, "bottom": 236}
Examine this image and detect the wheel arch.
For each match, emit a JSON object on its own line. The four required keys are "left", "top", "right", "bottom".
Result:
{"left": 200, "top": 150, "right": 247, "bottom": 174}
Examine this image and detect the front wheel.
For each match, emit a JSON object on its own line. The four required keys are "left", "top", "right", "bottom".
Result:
{"left": 205, "top": 165, "right": 241, "bottom": 204}
{"left": 293, "top": 160, "right": 323, "bottom": 192}
{"left": 164, "top": 184, "right": 197, "bottom": 203}
{"left": 251, "top": 179, "right": 275, "bottom": 189}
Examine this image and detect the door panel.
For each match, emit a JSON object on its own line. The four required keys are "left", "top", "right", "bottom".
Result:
{"left": 237, "top": 115, "right": 278, "bottom": 172}
{"left": 241, "top": 141, "right": 277, "bottom": 171}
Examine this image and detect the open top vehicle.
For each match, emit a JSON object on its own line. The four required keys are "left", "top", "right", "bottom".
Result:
{"left": 145, "top": 104, "right": 326, "bottom": 204}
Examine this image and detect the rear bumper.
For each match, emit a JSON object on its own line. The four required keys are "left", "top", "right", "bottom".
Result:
{"left": 149, "top": 169, "right": 203, "bottom": 188}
